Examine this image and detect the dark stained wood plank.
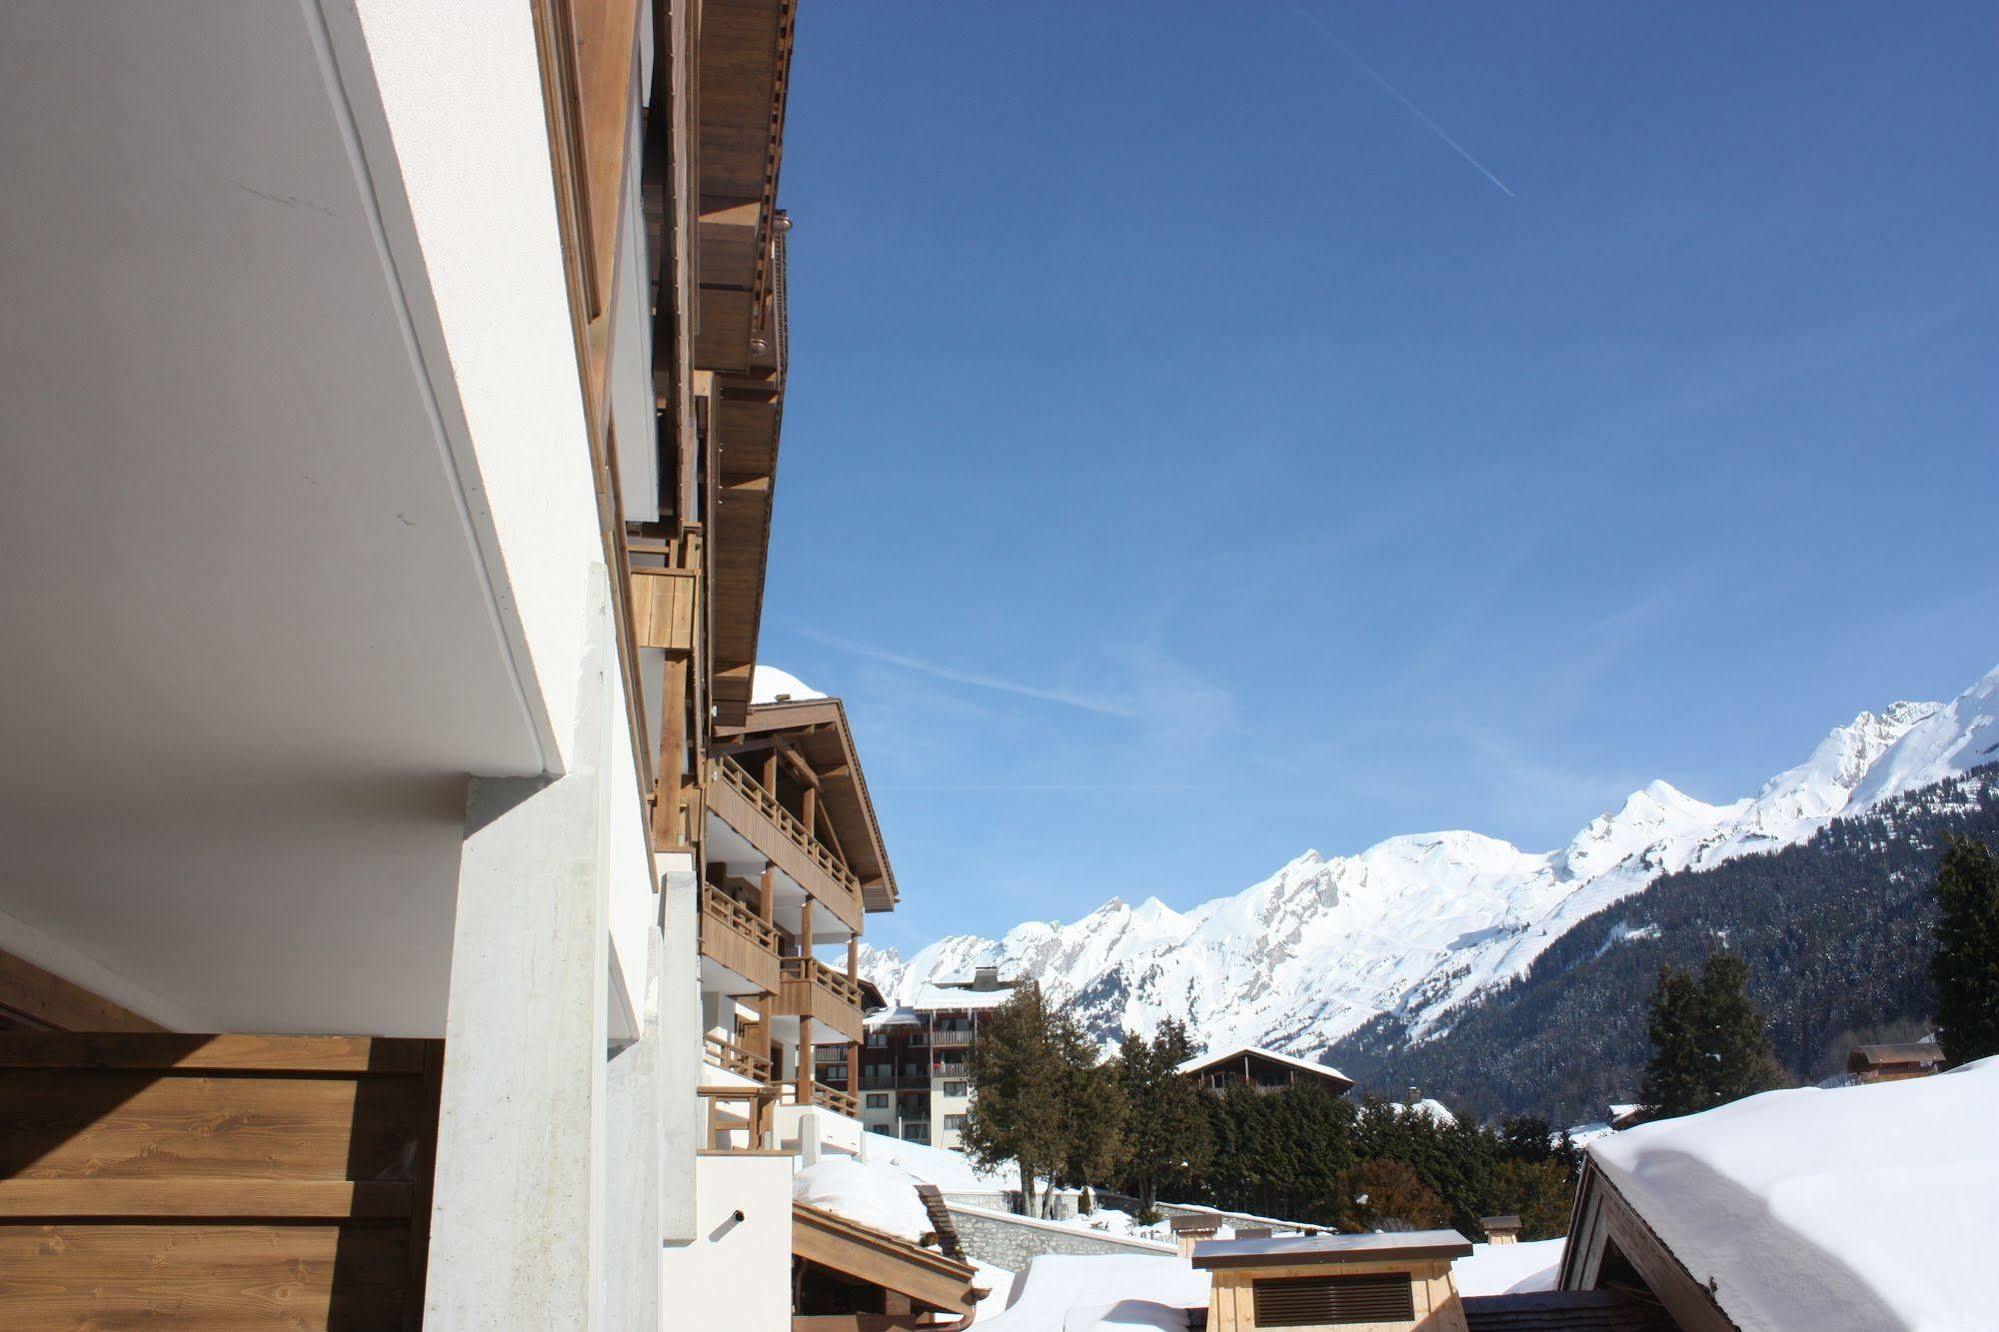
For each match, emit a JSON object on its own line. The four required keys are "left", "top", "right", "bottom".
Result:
{"left": 0, "top": 1071, "right": 428, "bottom": 1181}
{"left": 0, "top": 1033, "right": 426, "bottom": 1073}
{"left": 0, "top": 1179, "right": 411, "bottom": 1220}
{"left": 0, "top": 1223, "right": 409, "bottom": 1330}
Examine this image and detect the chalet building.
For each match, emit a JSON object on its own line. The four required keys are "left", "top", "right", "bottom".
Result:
{"left": 1179, "top": 1045, "right": 1358, "bottom": 1097}
{"left": 0, "top": 1, "right": 923, "bottom": 1327}
{"left": 1193, "top": 1232, "right": 1476, "bottom": 1332}
{"left": 859, "top": 965, "right": 1020, "bottom": 1147}
{"left": 1846, "top": 1041, "right": 1944, "bottom": 1083}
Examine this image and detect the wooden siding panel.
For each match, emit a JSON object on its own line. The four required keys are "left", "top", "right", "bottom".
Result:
{"left": 0, "top": 1223, "right": 409, "bottom": 1330}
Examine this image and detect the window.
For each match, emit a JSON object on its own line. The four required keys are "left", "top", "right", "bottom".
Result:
{"left": 866, "top": 1033, "right": 889, "bottom": 1048}
{"left": 944, "top": 1114, "right": 967, "bottom": 1131}
{"left": 1251, "top": 1274, "right": 1414, "bottom": 1327}
{"left": 865, "top": 1094, "right": 889, "bottom": 1109}
{"left": 902, "top": 1124, "right": 929, "bottom": 1142}
{"left": 943, "top": 1080, "right": 967, "bottom": 1098}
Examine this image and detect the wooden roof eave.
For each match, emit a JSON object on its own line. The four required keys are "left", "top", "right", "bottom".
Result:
{"left": 723, "top": 699, "right": 899, "bottom": 910}
{"left": 792, "top": 1202, "right": 978, "bottom": 1317}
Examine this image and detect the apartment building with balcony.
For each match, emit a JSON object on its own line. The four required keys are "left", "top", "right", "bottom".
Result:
{"left": 859, "top": 967, "right": 1020, "bottom": 1149}
{"left": 0, "top": 2, "right": 961, "bottom": 1328}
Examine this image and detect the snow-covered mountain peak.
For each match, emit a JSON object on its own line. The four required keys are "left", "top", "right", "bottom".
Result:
{"left": 863, "top": 660, "right": 1999, "bottom": 1065}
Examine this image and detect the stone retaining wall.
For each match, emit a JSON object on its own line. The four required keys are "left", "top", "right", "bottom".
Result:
{"left": 942, "top": 1201, "right": 1178, "bottom": 1271}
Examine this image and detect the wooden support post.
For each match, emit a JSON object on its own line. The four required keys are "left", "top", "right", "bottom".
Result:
{"left": 846, "top": 936, "right": 858, "bottom": 980}
{"left": 846, "top": 1041, "right": 858, "bottom": 1097}
{"left": 762, "top": 750, "right": 779, "bottom": 796}
{"left": 759, "top": 863, "right": 776, "bottom": 922}
{"left": 799, "top": 898, "right": 815, "bottom": 957}
{"left": 801, "top": 785, "right": 817, "bottom": 842}
{"left": 798, "top": 1017, "right": 814, "bottom": 1105}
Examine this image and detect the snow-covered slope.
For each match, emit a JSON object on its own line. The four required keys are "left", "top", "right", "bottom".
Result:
{"left": 866, "top": 663, "right": 1999, "bottom": 1062}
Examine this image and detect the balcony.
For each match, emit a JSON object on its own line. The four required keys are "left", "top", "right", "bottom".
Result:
{"left": 699, "top": 883, "right": 782, "bottom": 994}
{"left": 775, "top": 957, "right": 864, "bottom": 1044}
{"left": 796, "top": 1079, "right": 859, "bottom": 1120}
{"left": 708, "top": 756, "right": 863, "bottom": 931}
{"left": 703, "top": 1033, "right": 774, "bottom": 1086}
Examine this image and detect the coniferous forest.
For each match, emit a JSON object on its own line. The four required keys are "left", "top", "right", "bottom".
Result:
{"left": 1327, "top": 766, "right": 1999, "bottom": 1123}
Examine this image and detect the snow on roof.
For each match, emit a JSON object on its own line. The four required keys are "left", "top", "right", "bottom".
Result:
{"left": 865, "top": 1005, "right": 923, "bottom": 1028}
{"left": 908, "top": 980, "right": 1019, "bottom": 1012}
{"left": 751, "top": 665, "right": 827, "bottom": 704}
{"left": 792, "top": 1156, "right": 931, "bottom": 1243}
{"left": 1590, "top": 1056, "right": 1999, "bottom": 1330}
{"left": 1453, "top": 1239, "right": 1564, "bottom": 1296}
{"left": 1175, "top": 1045, "right": 1353, "bottom": 1085}
{"left": 978, "top": 1254, "right": 1210, "bottom": 1331}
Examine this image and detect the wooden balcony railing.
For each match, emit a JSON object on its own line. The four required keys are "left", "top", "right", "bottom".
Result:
{"left": 797, "top": 1079, "right": 859, "bottom": 1120}
{"left": 775, "top": 957, "right": 864, "bottom": 1044}
{"left": 703, "top": 1034, "right": 774, "bottom": 1085}
{"left": 708, "top": 755, "right": 864, "bottom": 930}
{"left": 699, "top": 883, "right": 782, "bottom": 994}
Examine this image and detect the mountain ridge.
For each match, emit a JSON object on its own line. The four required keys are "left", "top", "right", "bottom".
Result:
{"left": 863, "top": 663, "right": 1998, "bottom": 1063}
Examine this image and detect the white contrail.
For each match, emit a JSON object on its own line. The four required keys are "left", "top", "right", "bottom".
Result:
{"left": 799, "top": 629, "right": 1140, "bottom": 719}
{"left": 1283, "top": 0, "right": 1517, "bottom": 199}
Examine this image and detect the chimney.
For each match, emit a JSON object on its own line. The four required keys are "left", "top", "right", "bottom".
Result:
{"left": 1481, "top": 1215, "right": 1522, "bottom": 1246}
{"left": 973, "top": 965, "right": 1000, "bottom": 991}
{"left": 1170, "top": 1214, "right": 1220, "bottom": 1258}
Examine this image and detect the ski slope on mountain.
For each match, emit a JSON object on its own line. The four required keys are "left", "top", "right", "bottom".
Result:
{"left": 865, "top": 663, "right": 1999, "bottom": 1061}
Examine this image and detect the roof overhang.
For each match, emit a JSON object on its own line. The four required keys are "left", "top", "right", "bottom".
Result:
{"left": 792, "top": 1202, "right": 979, "bottom": 1319}
{"left": 1193, "top": 1231, "right": 1473, "bottom": 1270}
{"left": 695, "top": 0, "right": 794, "bottom": 727}
{"left": 721, "top": 698, "right": 899, "bottom": 910}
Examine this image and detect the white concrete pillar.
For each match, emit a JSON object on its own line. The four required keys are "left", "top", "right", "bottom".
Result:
{"left": 424, "top": 575, "right": 616, "bottom": 1329}
{"left": 603, "top": 923, "right": 663, "bottom": 1330}
{"left": 660, "top": 863, "right": 701, "bottom": 1242}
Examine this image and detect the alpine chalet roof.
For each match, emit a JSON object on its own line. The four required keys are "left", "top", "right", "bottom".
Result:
{"left": 1177, "top": 1044, "right": 1354, "bottom": 1089}
{"left": 721, "top": 695, "right": 897, "bottom": 910}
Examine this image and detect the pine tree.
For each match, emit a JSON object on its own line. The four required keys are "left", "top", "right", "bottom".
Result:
{"left": 1932, "top": 836, "right": 1999, "bottom": 1067}
{"left": 1641, "top": 954, "right": 1784, "bottom": 1119}
{"left": 962, "top": 982, "right": 1066, "bottom": 1215}
{"left": 1115, "top": 1019, "right": 1214, "bottom": 1219}
{"left": 1697, "top": 953, "right": 1785, "bottom": 1104}
{"left": 1054, "top": 1012, "right": 1128, "bottom": 1191}
{"left": 1338, "top": 1158, "right": 1446, "bottom": 1233}
{"left": 1640, "top": 963, "right": 1706, "bottom": 1118}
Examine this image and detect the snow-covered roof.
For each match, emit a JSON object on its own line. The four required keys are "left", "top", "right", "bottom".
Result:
{"left": 1175, "top": 1045, "right": 1353, "bottom": 1086}
{"left": 793, "top": 1157, "right": 930, "bottom": 1243}
{"left": 1453, "top": 1239, "right": 1564, "bottom": 1296}
{"left": 907, "top": 979, "right": 1019, "bottom": 1012}
{"left": 751, "top": 664, "right": 826, "bottom": 704}
{"left": 1589, "top": 1056, "right": 1999, "bottom": 1329}
{"left": 978, "top": 1254, "right": 1210, "bottom": 1331}
{"left": 865, "top": 1005, "right": 923, "bottom": 1028}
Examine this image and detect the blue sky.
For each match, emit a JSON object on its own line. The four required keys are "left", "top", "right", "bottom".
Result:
{"left": 762, "top": 2, "right": 1999, "bottom": 952}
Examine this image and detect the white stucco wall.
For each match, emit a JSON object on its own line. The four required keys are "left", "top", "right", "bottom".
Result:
{"left": 660, "top": 1153, "right": 794, "bottom": 1332}
{"left": 345, "top": 0, "right": 608, "bottom": 773}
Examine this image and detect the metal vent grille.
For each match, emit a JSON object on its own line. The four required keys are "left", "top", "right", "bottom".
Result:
{"left": 1253, "top": 1273, "right": 1416, "bottom": 1326}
